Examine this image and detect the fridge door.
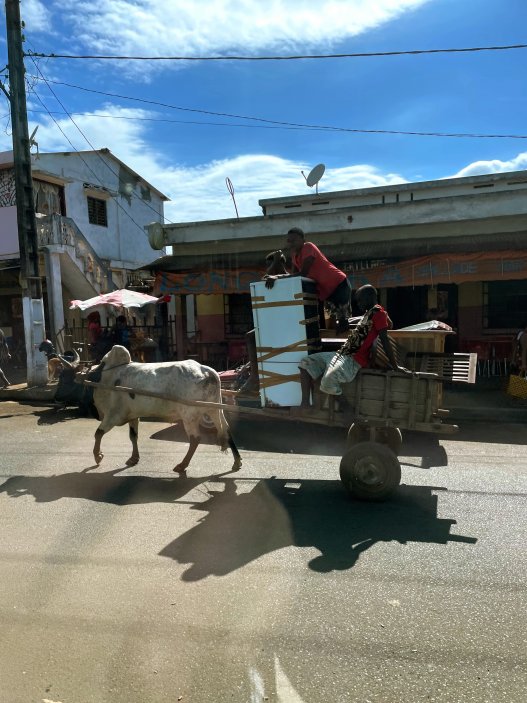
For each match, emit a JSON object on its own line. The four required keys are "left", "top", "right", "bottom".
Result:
{"left": 258, "top": 360, "right": 303, "bottom": 407}
{"left": 250, "top": 278, "right": 320, "bottom": 364}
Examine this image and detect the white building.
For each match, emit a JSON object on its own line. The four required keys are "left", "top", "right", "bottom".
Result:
{"left": 0, "top": 148, "right": 168, "bottom": 348}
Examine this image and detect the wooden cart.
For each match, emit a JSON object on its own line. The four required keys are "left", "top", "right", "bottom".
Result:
{"left": 84, "top": 340, "right": 476, "bottom": 502}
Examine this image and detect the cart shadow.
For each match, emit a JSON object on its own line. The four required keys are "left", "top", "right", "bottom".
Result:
{"left": 150, "top": 421, "right": 450, "bottom": 467}
{"left": 159, "top": 478, "right": 477, "bottom": 579}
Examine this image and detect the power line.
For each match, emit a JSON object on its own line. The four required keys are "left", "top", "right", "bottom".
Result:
{"left": 27, "top": 75, "right": 527, "bottom": 140}
{"left": 27, "top": 107, "right": 325, "bottom": 130}
{"left": 27, "top": 59, "right": 172, "bottom": 228}
{"left": 25, "top": 43, "right": 527, "bottom": 61}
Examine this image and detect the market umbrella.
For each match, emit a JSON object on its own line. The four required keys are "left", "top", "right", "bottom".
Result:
{"left": 69, "top": 289, "right": 162, "bottom": 311}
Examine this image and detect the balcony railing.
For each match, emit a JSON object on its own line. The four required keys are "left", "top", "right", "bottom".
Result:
{"left": 36, "top": 213, "right": 114, "bottom": 292}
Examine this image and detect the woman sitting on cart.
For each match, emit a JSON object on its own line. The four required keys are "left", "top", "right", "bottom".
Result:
{"left": 298, "top": 285, "right": 410, "bottom": 408}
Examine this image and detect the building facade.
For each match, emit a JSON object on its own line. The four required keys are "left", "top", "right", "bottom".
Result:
{"left": 145, "top": 169, "right": 527, "bottom": 368}
{"left": 0, "top": 148, "right": 168, "bottom": 351}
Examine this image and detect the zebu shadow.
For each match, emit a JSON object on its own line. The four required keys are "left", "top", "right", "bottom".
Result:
{"left": 150, "top": 418, "right": 348, "bottom": 456}
{"left": 0, "top": 467, "right": 233, "bottom": 506}
{"left": 159, "top": 478, "right": 477, "bottom": 580}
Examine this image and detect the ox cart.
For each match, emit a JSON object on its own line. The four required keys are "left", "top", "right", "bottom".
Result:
{"left": 83, "top": 335, "right": 477, "bottom": 501}
{"left": 224, "top": 337, "right": 476, "bottom": 500}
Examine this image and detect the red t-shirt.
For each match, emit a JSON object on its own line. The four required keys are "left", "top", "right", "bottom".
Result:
{"left": 353, "top": 305, "right": 390, "bottom": 367}
{"left": 292, "top": 242, "right": 346, "bottom": 300}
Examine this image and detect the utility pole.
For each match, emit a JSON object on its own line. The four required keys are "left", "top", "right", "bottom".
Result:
{"left": 4, "top": 0, "right": 47, "bottom": 385}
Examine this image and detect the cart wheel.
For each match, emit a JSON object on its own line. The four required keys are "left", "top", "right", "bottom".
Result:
{"left": 339, "top": 441, "right": 401, "bottom": 501}
{"left": 346, "top": 422, "right": 370, "bottom": 449}
{"left": 376, "top": 427, "right": 403, "bottom": 455}
{"left": 199, "top": 413, "right": 217, "bottom": 433}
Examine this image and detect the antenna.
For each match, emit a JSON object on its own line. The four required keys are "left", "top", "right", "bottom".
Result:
{"left": 305, "top": 163, "right": 325, "bottom": 194}
{"left": 226, "top": 177, "right": 239, "bottom": 219}
{"left": 29, "top": 125, "right": 39, "bottom": 156}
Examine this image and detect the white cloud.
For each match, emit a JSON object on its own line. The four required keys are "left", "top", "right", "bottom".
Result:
{"left": 14, "top": 105, "right": 527, "bottom": 227}
{"left": 44, "top": 0, "right": 430, "bottom": 59}
{"left": 17, "top": 104, "right": 407, "bottom": 221}
{"left": 452, "top": 152, "right": 527, "bottom": 178}
{"left": 21, "top": 0, "right": 53, "bottom": 31}
{"left": 138, "top": 155, "right": 406, "bottom": 223}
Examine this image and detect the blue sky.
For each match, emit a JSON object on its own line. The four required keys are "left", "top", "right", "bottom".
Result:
{"left": 1, "top": 0, "right": 526, "bottom": 223}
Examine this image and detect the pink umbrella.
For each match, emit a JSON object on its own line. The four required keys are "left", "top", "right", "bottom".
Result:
{"left": 70, "top": 289, "right": 162, "bottom": 311}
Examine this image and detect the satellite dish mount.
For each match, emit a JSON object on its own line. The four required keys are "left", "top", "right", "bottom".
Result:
{"left": 302, "top": 163, "right": 326, "bottom": 195}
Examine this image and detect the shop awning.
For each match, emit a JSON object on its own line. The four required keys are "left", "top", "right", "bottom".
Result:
{"left": 348, "top": 250, "right": 527, "bottom": 289}
{"left": 154, "top": 268, "right": 264, "bottom": 295}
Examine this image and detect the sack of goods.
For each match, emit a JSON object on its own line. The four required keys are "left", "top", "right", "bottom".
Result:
{"left": 505, "top": 373, "right": 527, "bottom": 399}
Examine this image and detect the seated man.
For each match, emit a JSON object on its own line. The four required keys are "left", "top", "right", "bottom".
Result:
{"left": 298, "top": 284, "right": 409, "bottom": 407}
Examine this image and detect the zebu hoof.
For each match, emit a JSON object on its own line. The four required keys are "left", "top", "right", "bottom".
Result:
{"left": 125, "top": 455, "right": 139, "bottom": 466}
{"left": 231, "top": 457, "right": 242, "bottom": 472}
{"left": 173, "top": 464, "right": 188, "bottom": 474}
{"left": 94, "top": 452, "right": 104, "bottom": 466}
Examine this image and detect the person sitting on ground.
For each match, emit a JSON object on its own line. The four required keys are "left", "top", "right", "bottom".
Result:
{"left": 298, "top": 284, "right": 410, "bottom": 408}
{"left": 263, "top": 227, "right": 351, "bottom": 330}
{"left": 0, "top": 327, "right": 11, "bottom": 389}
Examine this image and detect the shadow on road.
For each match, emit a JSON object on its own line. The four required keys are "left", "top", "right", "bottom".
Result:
{"left": 0, "top": 467, "right": 232, "bottom": 506}
{"left": 159, "top": 478, "right": 477, "bottom": 579}
{"left": 0, "top": 468, "right": 477, "bottom": 578}
{"left": 150, "top": 420, "right": 450, "bottom": 465}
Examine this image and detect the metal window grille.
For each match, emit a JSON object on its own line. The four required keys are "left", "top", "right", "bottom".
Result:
{"left": 87, "top": 196, "right": 108, "bottom": 227}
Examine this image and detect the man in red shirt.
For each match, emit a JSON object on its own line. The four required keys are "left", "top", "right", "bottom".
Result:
{"left": 299, "top": 285, "right": 410, "bottom": 407}
{"left": 264, "top": 227, "right": 351, "bottom": 328}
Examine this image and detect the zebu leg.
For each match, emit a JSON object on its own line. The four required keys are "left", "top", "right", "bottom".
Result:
{"left": 93, "top": 427, "right": 105, "bottom": 465}
{"left": 173, "top": 435, "right": 200, "bottom": 474}
{"left": 126, "top": 418, "right": 140, "bottom": 466}
{"left": 228, "top": 431, "right": 242, "bottom": 471}
{"left": 211, "top": 409, "right": 242, "bottom": 470}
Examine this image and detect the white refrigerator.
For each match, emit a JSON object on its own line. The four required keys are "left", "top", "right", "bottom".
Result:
{"left": 250, "top": 278, "right": 320, "bottom": 407}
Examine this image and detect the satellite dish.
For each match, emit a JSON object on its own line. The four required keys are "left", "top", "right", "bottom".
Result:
{"left": 148, "top": 222, "right": 165, "bottom": 250}
{"left": 305, "top": 163, "right": 326, "bottom": 194}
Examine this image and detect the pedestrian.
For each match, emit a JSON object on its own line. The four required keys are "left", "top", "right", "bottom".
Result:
{"left": 263, "top": 227, "right": 351, "bottom": 330}
{"left": 511, "top": 322, "right": 527, "bottom": 374}
{"left": 0, "top": 327, "right": 12, "bottom": 388}
{"left": 298, "top": 285, "right": 410, "bottom": 408}
{"left": 112, "top": 315, "right": 131, "bottom": 350}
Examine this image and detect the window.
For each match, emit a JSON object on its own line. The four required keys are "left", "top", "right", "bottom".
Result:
{"left": 87, "top": 196, "right": 108, "bottom": 227}
{"left": 484, "top": 280, "right": 527, "bottom": 330}
{"left": 224, "top": 294, "right": 253, "bottom": 336}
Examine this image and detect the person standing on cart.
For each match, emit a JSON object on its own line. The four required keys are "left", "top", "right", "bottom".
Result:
{"left": 298, "top": 285, "right": 410, "bottom": 408}
{"left": 263, "top": 227, "right": 352, "bottom": 331}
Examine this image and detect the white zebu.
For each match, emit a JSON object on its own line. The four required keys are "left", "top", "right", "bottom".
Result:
{"left": 87, "top": 345, "right": 241, "bottom": 473}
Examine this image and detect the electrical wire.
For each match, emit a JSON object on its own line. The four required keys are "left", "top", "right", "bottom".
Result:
{"left": 27, "top": 59, "right": 173, "bottom": 227}
{"left": 25, "top": 43, "right": 527, "bottom": 61}
{"left": 27, "top": 75, "right": 527, "bottom": 140}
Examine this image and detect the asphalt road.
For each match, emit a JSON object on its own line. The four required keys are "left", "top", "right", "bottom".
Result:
{"left": 0, "top": 401, "right": 526, "bottom": 703}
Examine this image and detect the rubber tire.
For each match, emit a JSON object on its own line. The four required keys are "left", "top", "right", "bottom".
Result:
{"left": 339, "top": 441, "right": 401, "bottom": 501}
{"left": 346, "top": 422, "right": 370, "bottom": 449}
{"left": 376, "top": 426, "right": 403, "bottom": 455}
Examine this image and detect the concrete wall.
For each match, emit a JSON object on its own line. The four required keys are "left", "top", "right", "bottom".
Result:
{"left": 196, "top": 294, "right": 224, "bottom": 342}
{"left": 34, "top": 152, "right": 165, "bottom": 269}
{"left": 0, "top": 206, "right": 19, "bottom": 259}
